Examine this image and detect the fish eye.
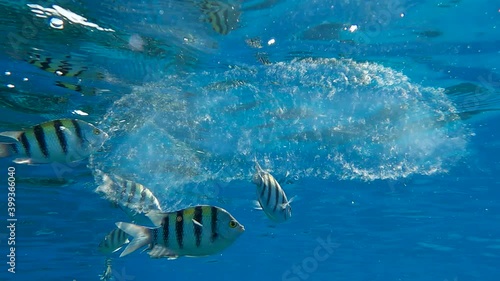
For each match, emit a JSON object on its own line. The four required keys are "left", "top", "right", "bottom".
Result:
{"left": 229, "top": 220, "right": 237, "bottom": 228}
{"left": 93, "top": 128, "right": 101, "bottom": 135}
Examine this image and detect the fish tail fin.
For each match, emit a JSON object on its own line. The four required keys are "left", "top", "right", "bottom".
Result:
{"left": 115, "top": 222, "right": 152, "bottom": 257}
{"left": 0, "top": 143, "right": 15, "bottom": 158}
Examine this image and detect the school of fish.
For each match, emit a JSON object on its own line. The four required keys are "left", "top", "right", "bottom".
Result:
{"left": 0, "top": 117, "right": 293, "bottom": 270}
{"left": 3, "top": 1, "right": 298, "bottom": 278}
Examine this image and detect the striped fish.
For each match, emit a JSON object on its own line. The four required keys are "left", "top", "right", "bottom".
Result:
{"left": 95, "top": 172, "right": 163, "bottom": 225}
{"left": 255, "top": 52, "right": 272, "bottom": 65}
{"left": 252, "top": 160, "right": 292, "bottom": 222}
{"left": 200, "top": 0, "right": 240, "bottom": 35}
{"left": 245, "top": 37, "right": 263, "bottom": 49}
{"left": 55, "top": 81, "right": 99, "bottom": 96}
{"left": 99, "top": 257, "right": 113, "bottom": 281}
{"left": 98, "top": 228, "right": 130, "bottom": 255}
{"left": 0, "top": 119, "right": 108, "bottom": 164}
{"left": 116, "top": 205, "right": 244, "bottom": 259}
{"left": 205, "top": 79, "right": 247, "bottom": 91}
{"left": 26, "top": 52, "right": 104, "bottom": 79}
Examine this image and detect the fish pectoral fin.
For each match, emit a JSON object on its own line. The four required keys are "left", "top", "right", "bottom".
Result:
{"left": 0, "top": 131, "right": 23, "bottom": 141}
{"left": 148, "top": 245, "right": 178, "bottom": 259}
{"left": 280, "top": 196, "right": 296, "bottom": 209}
{"left": 110, "top": 246, "right": 124, "bottom": 254}
{"left": 13, "top": 158, "right": 34, "bottom": 165}
{"left": 192, "top": 218, "right": 203, "bottom": 227}
{"left": 109, "top": 237, "right": 130, "bottom": 253}
{"left": 253, "top": 200, "right": 263, "bottom": 210}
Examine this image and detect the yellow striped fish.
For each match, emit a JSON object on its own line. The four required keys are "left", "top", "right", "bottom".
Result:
{"left": 116, "top": 205, "right": 244, "bottom": 259}
{"left": 98, "top": 228, "right": 130, "bottom": 255}
{"left": 55, "top": 81, "right": 99, "bottom": 96}
{"left": 252, "top": 160, "right": 293, "bottom": 222}
{"left": 0, "top": 119, "right": 108, "bottom": 164}
{"left": 26, "top": 53, "right": 92, "bottom": 78}
{"left": 96, "top": 172, "right": 163, "bottom": 225}
{"left": 200, "top": 0, "right": 240, "bottom": 35}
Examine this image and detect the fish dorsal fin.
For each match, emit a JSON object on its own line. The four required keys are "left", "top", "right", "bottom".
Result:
{"left": 0, "top": 131, "right": 23, "bottom": 141}
{"left": 253, "top": 156, "right": 263, "bottom": 172}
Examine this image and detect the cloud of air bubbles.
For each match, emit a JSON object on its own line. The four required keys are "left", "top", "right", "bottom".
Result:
{"left": 89, "top": 58, "right": 470, "bottom": 195}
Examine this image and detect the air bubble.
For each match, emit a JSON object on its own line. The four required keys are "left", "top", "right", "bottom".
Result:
{"left": 50, "top": 18, "right": 64, "bottom": 29}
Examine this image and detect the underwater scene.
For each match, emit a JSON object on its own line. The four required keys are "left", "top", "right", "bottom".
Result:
{"left": 0, "top": 0, "right": 499, "bottom": 280}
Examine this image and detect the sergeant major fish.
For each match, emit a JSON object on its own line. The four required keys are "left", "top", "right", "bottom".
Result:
{"left": 98, "top": 228, "right": 130, "bottom": 255}
{"left": 252, "top": 159, "right": 293, "bottom": 222}
{"left": 26, "top": 52, "right": 105, "bottom": 79}
{"left": 116, "top": 205, "right": 244, "bottom": 259}
{"left": 95, "top": 171, "right": 163, "bottom": 225}
{"left": 0, "top": 119, "right": 108, "bottom": 164}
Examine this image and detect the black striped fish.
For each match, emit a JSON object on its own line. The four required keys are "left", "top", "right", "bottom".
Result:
{"left": 26, "top": 52, "right": 104, "bottom": 79}
{"left": 252, "top": 160, "right": 292, "bottom": 222}
{"left": 116, "top": 205, "right": 244, "bottom": 259}
{"left": 255, "top": 52, "right": 272, "bottom": 65}
{"left": 0, "top": 119, "right": 108, "bottom": 164}
{"left": 200, "top": 0, "right": 240, "bottom": 35}
{"left": 205, "top": 79, "right": 247, "bottom": 91}
{"left": 95, "top": 172, "right": 163, "bottom": 225}
{"left": 245, "top": 37, "right": 263, "bottom": 49}
{"left": 98, "top": 228, "right": 130, "bottom": 255}
{"left": 55, "top": 81, "right": 99, "bottom": 96}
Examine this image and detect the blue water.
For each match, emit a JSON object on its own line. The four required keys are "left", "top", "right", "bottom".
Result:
{"left": 0, "top": 0, "right": 499, "bottom": 280}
